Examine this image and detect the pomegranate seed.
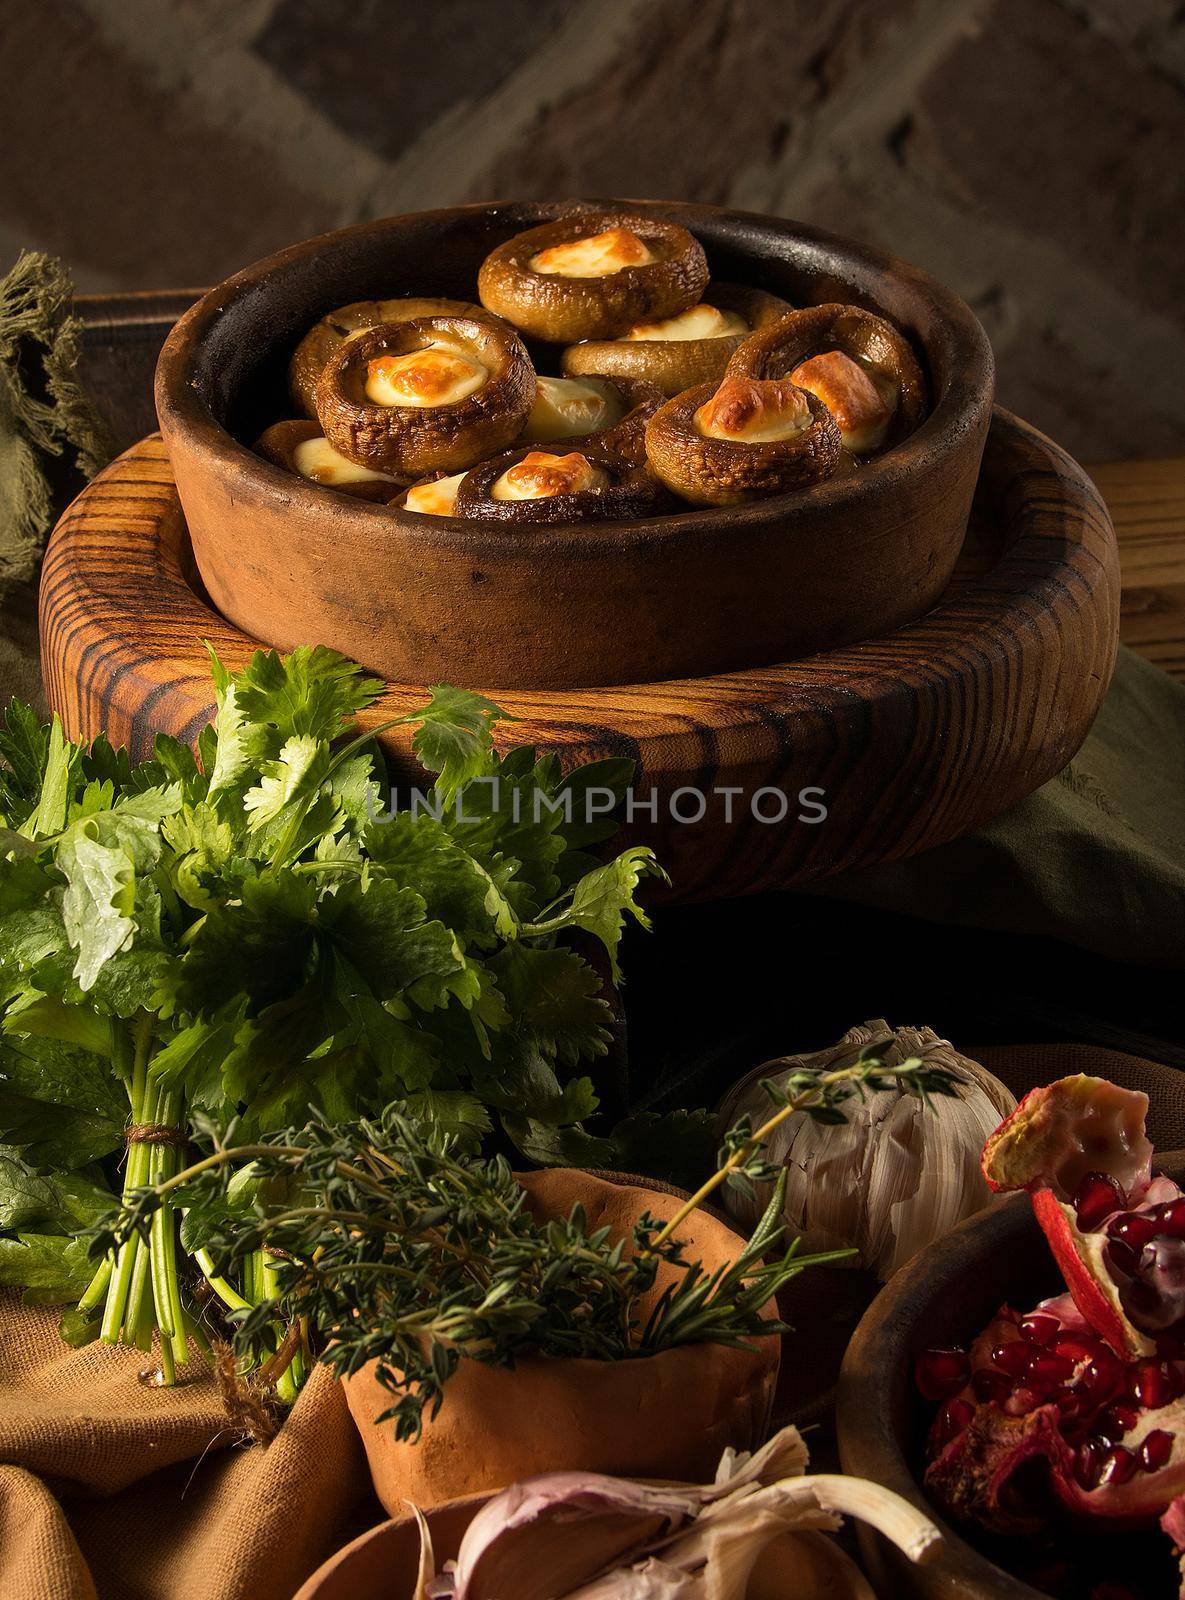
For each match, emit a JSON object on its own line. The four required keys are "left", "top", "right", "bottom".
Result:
{"left": 1075, "top": 1437, "right": 1106, "bottom": 1489}
{"left": 932, "top": 1397, "right": 974, "bottom": 1449}
{"left": 1097, "top": 1402, "right": 1140, "bottom": 1441}
{"left": 1098, "top": 1444, "right": 1138, "bottom": 1486}
{"left": 1140, "top": 1429, "right": 1174, "bottom": 1471}
{"left": 1076, "top": 1349, "right": 1127, "bottom": 1406}
{"left": 1106, "top": 1238, "right": 1140, "bottom": 1278}
{"left": 1018, "top": 1314, "right": 1059, "bottom": 1346}
{"left": 991, "top": 1340, "right": 1037, "bottom": 1377}
{"left": 1054, "top": 1332, "right": 1106, "bottom": 1364}
{"left": 915, "top": 1348, "right": 971, "bottom": 1401}
{"left": 1159, "top": 1200, "right": 1185, "bottom": 1238}
{"left": 1074, "top": 1171, "right": 1126, "bottom": 1231}
{"left": 1109, "top": 1210, "right": 1160, "bottom": 1251}
{"left": 1128, "top": 1359, "right": 1185, "bottom": 1409}
{"left": 972, "top": 1368, "right": 1011, "bottom": 1405}
{"left": 1057, "top": 1389, "right": 1086, "bottom": 1419}
{"left": 1027, "top": 1352, "right": 1075, "bottom": 1388}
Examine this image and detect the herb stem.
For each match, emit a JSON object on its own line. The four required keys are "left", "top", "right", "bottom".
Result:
{"left": 647, "top": 1060, "right": 895, "bottom": 1251}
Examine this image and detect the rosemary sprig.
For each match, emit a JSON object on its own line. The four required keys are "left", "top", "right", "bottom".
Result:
{"left": 88, "top": 1104, "right": 846, "bottom": 1441}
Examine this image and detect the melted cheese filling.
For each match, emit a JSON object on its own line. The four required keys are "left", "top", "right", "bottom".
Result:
{"left": 364, "top": 347, "right": 488, "bottom": 408}
{"left": 491, "top": 451, "right": 609, "bottom": 501}
{"left": 789, "top": 351, "right": 894, "bottom": 453}
{"left": 292, "top": 436, "right": 398, "bottom": 486}
{"left": 404, "top": 471, "right": 467, "bottom": 516}
{"left": 624, "top": 304, "right": 748, "bottom": 342}
{"left": 695, "top": 377, "right": 812, "bottom": 444}
{"left": 521, "top": 376, "right": 621, "bottom": 442}
{"left": 529, "top": 227, "right": 656, "bottom": 278}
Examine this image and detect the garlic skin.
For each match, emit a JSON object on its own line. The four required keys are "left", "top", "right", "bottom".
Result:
{"left": 717, "top": 1021, "right": 1016, "bottom": 1282}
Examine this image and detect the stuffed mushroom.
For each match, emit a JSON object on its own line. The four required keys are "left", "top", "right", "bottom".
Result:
{"left": 561, "top": 284, "right": 793, "bottom": 397}
{"left": 478, "top": 213, "right": 708, "bottom": 344}
{"left": 314, "top": 315, "right": 535, "bottom": 478}
{"left": 253, "top": 419, "right": 405, "bottom": 501}
{"left": 644, "top": 374, "right": 842, "bottom": 507}
{"left": 725, "top": 304, "right": 928, "bottom": 454}
{"left": 453, "top": 445, "right": 668, "bottom": 523}
{"left": 288, "top": 296, "right": 497, "bottom": 418}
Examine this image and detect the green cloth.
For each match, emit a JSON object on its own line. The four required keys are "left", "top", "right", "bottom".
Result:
{"left": 0, "top": 252, "right": 110, "bottom": 598}
{"left": 818, "top": 646, "right": 1185, "bottom": 969}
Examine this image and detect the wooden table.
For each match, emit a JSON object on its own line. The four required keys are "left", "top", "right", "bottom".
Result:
{"left": 1095, "top": 456, "right": 1185, "bottom": 682}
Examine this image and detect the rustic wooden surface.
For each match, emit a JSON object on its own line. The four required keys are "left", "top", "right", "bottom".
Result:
{"left": 39, "top": 408, "right": 1119, "bottom": 903}
{"left": 1093, "top": 454, "right": 1185, "bottom": 682}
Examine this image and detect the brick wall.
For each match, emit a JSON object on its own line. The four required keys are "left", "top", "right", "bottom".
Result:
{"left": 1, "top": 0, "right": 1181, "bottom": 458}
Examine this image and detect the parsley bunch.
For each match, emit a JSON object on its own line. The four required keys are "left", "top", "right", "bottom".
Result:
{"left": 0, "top": 646, "right": 661, "bottom": 1385}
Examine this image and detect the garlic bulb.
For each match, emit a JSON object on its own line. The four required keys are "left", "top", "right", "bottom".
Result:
{"left": 717, "top": 1020, "right": 1016, "bottom": 1281}
{"left": 423, "top": 1422, "right": 939, "bottom": 1599}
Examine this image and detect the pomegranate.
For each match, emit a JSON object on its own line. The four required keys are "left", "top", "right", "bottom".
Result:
{"left": 919, "top": 1076, "right": 1185, "bottom": 1596}
{"left": 980, "top": 1075, "right": 1185, "bottom": 1359}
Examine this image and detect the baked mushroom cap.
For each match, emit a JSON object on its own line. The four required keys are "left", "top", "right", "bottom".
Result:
{"left": 477, "top": 213, "right": 709, "bottom": 344}
{"left": 395, "top": 469, "right": 470, "bottom": 517}
{"left": 253, "top": 419, "right": 405, "bottom": 501}
{"left": 519, "top": 373, "right": 663, "bottom": 469}
{"left": 726, "top": 303, "right": 928, "bottom": 450}
{"left": 644, "top": 376, "right": 842, "bottom": 507}
{"left": 288, "top": 295, "right": 497, "bottom": 417}
{"left": 453, "top": 445, "right": 669, "bottom": 523}
{"left": 561, "top": 284, "right": 793, "bottom": 397}
{"left": 314, "top": 315, "right": 536, "bottom": 478}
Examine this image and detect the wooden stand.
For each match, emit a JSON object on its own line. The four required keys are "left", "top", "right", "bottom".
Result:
{"left": 39, "top": 410, "right": 1119, "bottom": 903}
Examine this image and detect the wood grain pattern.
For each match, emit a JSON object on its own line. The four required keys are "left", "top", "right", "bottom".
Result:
{"left": 1093, "top": 454, "right": 1185, "bottom": 681}
{"left": 39, "top": 409, "right": 1119, "bottom": 903}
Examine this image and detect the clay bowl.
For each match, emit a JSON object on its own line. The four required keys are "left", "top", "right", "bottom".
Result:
{"left": 294, "top": 1491, "right": 876, "bottom": 1600}
{"left": 155, "top": 198, "right": 994, "bottom": 692}
{"left": 836, "top": 1153, "right": 1185, "bottom": 1599}
{"left": 341, "top": 1167, "right": 780, "bottom": 1514}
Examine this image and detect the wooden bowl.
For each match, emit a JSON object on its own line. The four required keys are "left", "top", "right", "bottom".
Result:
{"left": 154, "top": 199, "right": 994, "bottom": 692}
{"left": 293, "top": 1491, "right": 876, "bottom": 1600}
{"left": 835, "top": 1154, "right": 1185, "bottom": 1599}
{"left": 38, "top": 409, "right": 1119, "bottom": 903}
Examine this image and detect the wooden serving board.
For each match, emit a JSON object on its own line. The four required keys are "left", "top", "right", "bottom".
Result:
{"left": 39, "top": 410, "right": 1119, "bottom": 903}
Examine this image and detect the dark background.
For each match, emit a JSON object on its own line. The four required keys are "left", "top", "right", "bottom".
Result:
{"left": 1, "top": 0, "right": 1183, "bottom": 461}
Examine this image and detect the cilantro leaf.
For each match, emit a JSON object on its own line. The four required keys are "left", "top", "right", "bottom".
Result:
{"left": 411, "top": 684, "right": 507, "bottom": 798}
{"left": 173, "top": 873, "right": 319, "bottom": 1015}
{"left": 487, "top": 942, "right": 612, "bottom": 1067}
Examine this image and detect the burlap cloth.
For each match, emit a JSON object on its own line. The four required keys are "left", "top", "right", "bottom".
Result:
{"left": 0, "top": 1302, "right": 373, "bottom": 1600}
{"left": 2, "top": 1044, "right": 1182, "bottom": 1600}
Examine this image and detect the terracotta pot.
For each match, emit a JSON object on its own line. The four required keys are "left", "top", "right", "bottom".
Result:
{"left": 341, "top": 1168, "right": 780, "bottom": 1513}
{"left": 294, "top": 1492, "right": 875, "bottom": 1600}
{"left": 155, "top": 199, "right": 993, "bottom": 692}
{"left": 835, "top": 1152, "right": 1185, "bottom": 1599}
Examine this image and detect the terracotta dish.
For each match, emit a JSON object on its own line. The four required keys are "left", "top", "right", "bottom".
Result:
{"left": 154, "top": 200, "right": 994, "bottom": 690}
{"left": 835, "top": 1153, "right": 1185, "bottom": 1599}
{"left": 340, "top": 1168, "right": 780, "bottom": 1514}
{"left": 292, "top": 1495, "right": 876, "bottom": 1600}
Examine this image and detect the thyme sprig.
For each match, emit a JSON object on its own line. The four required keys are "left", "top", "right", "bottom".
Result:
{"left": 89, "top": 1053, "right": 959, "bottom": 1440}
{"left": 650, "top": 1049, "right": 961, "bottom": 1249}
{"left": 89, "top": 1102, "right": 850, "bottom": 1441}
